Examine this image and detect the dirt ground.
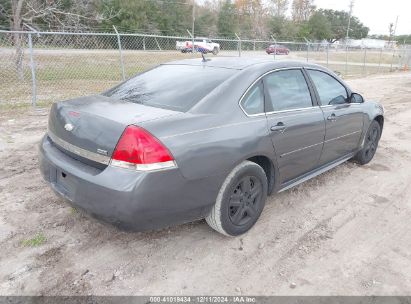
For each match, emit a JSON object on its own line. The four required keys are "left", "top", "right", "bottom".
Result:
{"left": 1, "top": 72, "right": 411, "bottom": 296}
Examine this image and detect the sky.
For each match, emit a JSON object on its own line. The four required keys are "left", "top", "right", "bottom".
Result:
{"left": 313, "top": 0, "right": 411, "bottom": 35}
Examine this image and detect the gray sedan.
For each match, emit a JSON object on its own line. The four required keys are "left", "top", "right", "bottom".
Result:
{"left": 39, "top": 58, "right": 384, "bottom": 236}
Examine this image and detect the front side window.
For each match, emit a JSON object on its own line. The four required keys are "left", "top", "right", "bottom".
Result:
{"left": 264, "top": 69, "right": 313, "bottom": 111}
{"left": 307, "top": 70, "right": 348, "bottom": 105}
{"left": 240, "top": 82, "right": 264, "bottom": 115}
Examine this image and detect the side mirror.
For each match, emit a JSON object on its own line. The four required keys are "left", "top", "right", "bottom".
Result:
{"left": 350, "top": 93, "right": 364, "bottom": 103}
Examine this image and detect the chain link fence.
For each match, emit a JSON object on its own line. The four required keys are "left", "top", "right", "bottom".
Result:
{"left": 1, "top": 29, "right": 410, "bottom": 106}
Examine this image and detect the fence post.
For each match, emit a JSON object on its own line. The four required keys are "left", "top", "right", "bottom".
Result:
{"left": 154, "top": 37, "right": 162, "bottom": 51}
{"left": 378, "top": 48, "right": 383, "bottom": 73}
{"left": 326, "top": 43, "right": 329, "bottom": 67}
{"left": 235, "top": 33, "right": 241, "bottom": 57}
{"left": 303, "top": 37, "right": 309, "bottom": 62}
{"left": 345, "top": 42, "right": 348, "bottom": 77}
{"left": 187, "top": 29, "right": 194, "bottom": 57}
{"left": 390, "top": 48, "right": 395, "bottom": 71}
{"left": 270, "top": 35, "right": 276, "bottom": 61}
{"left": 113, "top": 26, "right": 125, "bottom": 81}
{"left": 362, "top": 47, "right": 367, "bottom": 76}
{"left": 27, "top": 32, "right": 37, "bottom": 107}
{"left": 397, "top": 46, "right": 405, "bottom": 69}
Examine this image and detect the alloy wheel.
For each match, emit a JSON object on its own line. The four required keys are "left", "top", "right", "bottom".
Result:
{"left": 228, "top": 176, "right": 263, "bottom": 226}
{"left": 364, "top": 125, "right": 379, "bottom": 161}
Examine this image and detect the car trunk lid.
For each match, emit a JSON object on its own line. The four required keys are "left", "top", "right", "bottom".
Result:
{"left": 48, "top": 95, "right": 180, "bottom": 165}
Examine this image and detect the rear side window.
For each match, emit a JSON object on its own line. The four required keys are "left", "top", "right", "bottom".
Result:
{"left": 240, "top": 83, "right": 264, "bottom": 115}
{"left": 104, "top": 65, "right": 236, "bottom": 112}
{"left": 307, "top": 70, "right": 348, "bottom": 105}
{"left": 264, "top": 69, "right": 313, "bottom": 111}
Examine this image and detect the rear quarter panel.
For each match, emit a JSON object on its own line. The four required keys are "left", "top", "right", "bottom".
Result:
{"left": 141, "top": 112, "right": 276, "bottom": 181}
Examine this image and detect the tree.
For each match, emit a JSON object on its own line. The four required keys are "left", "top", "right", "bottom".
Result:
{"left": 316, "top": 9, "right": 369, "bottom": 42}
{"left": 268, "top": 16, "right": 298, "bottom": 39}
{"left": 2, "top": 0, "right": 115, "bottom": 79}
{"left": 235, "top": 0, "right": 267, "bottom": 38}
{"left": 291, "top": 0, "right": 315, "bottom": 23}
{"left": 307, "top": 10, "right": 332, "bottom": 40}
{"left": 267, "top": 0, "right": 291, "bottom": 41}
{"left": 217, "top": 0, "right": 237, "bottom": 37}
{"left": 396, "top": 34, "right": 411, "bottom": 44}
{"left": 195, "top": 1, "right": 218, "bottom": 37}
{"left": 269, "top": 0, "right": 288, "bottom": 18}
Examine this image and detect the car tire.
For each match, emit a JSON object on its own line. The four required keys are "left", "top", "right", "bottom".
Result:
{"left": 206, "top": 161, "right": 268, "bottom": 236}
{"left": 212, "top": 47, "right": 219, "bottom": 55}
{"left": 354, "top": 120, "right": 381, "bottom": 165}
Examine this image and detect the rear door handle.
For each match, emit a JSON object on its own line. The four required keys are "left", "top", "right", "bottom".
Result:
{"left": 327, "top": 113, "right": 337, "bottom": 122}
{"left": 270, "top": 122, "right": 286, "bottom": 132}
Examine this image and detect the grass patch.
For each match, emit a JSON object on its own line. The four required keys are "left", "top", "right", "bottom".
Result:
{"left": 69, "top": 207, "right": 78, "bottom": 214}
{"left": 305, "top": 50, "right": 399, "bottom": 64}
{"left": 21, "top": 233, "right": 46, "bottom": 247}
{"left": 0, "top": 102, "right": 33, "bottom": 110}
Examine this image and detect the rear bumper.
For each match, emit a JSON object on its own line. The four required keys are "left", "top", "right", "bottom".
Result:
{"left": 39, "top": 135, "right": 218, "bottom": 231}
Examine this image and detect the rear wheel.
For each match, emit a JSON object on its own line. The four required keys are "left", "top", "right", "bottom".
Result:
{"left": 354, "top": 120, "right": 381, "bottom": 165}
{"left": 206, "top": 161, "right": 268, "bottom": 236}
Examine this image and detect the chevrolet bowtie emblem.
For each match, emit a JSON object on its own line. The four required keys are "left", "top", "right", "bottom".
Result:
{"left": 64, "top": 123, "right": 74, "bottom": 131}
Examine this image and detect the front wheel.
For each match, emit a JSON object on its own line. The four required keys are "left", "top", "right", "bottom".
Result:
{"left": 354, "top": 120, "right": 381, "bottom": 165}
{"left": 212, "top": 47, "right": 219, "bottom": 55}
{"left": 206, "top": 161, "right": 268, "bottom": 236}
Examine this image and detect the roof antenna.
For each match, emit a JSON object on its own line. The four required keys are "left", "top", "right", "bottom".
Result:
{"left": 201, "top": 52, "right": 210, "bottom": 62}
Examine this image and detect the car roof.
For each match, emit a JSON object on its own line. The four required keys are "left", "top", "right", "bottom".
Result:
{"left": 163, "top": 57, "right": 324, "bottom": 71}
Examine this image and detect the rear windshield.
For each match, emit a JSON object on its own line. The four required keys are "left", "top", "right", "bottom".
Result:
{"left": 104, "top": 64, "right": 236, "bottom": 111}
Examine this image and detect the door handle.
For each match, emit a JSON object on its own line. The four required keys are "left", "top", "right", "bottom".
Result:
{"left": 270, "top": 122, "right": 286, "bottom": 132}
{"left": 327, "top": 113, "right": 337, "bottom": 122}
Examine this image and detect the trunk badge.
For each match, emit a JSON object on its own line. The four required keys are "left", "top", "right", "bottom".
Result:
{"left": 64, "top": 123, "right": 74, "bottom": 131}
{"left": 97, "top": 149, "right": 108, "bottom": 156}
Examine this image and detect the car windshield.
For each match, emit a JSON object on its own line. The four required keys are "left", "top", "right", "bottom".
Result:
{"left": 104, "top": 65, "right": 236, "bottom": 112}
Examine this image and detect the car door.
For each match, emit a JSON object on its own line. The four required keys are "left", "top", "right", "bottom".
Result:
{"left": 306, "top": 69, "right": 364, "bottom": 166}
{"left": 263, "top": 69, "right": 326, "bottom": 183}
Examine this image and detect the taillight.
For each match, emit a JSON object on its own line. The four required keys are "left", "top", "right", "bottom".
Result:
{"left": 110, "top": 125, "right": 176, "bottom": 171}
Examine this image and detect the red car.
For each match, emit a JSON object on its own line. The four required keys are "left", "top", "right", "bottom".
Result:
{"left": 266, "top": 44, "right": 290, "bottom": 55}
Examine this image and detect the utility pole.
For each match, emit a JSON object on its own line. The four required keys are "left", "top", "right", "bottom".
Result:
{"left": 393, "top": 16, "right": 399, "bottom": 35}
{"left": 345, "top": 0, "right": 354, "bottom": 77}
{"left": 390, "top": 16, "right": 399, "bottom": 71}
{"left": 393, "top": 15, "right": 399, "bottom": 45}
{"left": 191, "top": 0, "right": 195, "bottom": 55}
{"left": 345, "top": 0, "right": 354, "bottom": 43}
